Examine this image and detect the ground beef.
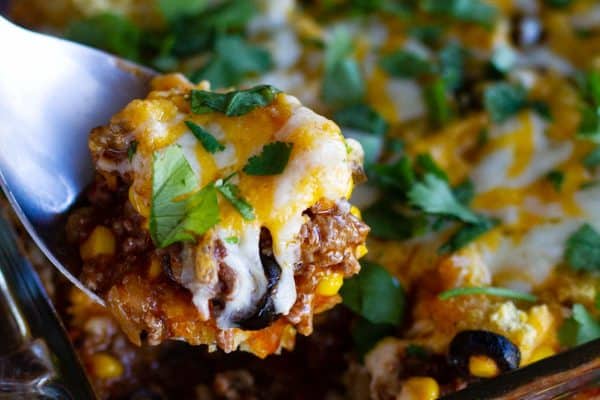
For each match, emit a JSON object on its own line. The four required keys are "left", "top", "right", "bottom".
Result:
{"left": 70, "top": 171, "right": 368, "bottom": 354}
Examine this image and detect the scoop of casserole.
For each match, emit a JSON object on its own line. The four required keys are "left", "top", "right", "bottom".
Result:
{"left": 67, "top": 73, "right": 369, "bottom": 357}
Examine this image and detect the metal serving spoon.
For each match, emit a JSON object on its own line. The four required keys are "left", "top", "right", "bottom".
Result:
{"left": 0, "top": 15, "right": 155, "bottom": 304}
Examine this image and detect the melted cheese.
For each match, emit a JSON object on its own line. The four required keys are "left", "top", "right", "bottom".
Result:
{"left": 126, "top": 90, "right": 357, "bottom": 328}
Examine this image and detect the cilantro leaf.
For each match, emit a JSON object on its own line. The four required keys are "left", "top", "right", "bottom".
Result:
{"left": 564, "top": 224, "right": 600, "bottom": 271}
{"left": 559, "top": 304, "right": 600, "bottom": 347}
{"left": 190, "top": 85, "right": 280, "bottom": 116}
{"left": 408, "top": 25, "right": 444, "bottom": 47}
{"left": 439, "top": 286, "right": 537, "bottom": 302}
{"left": 368, "top": 157, "right": 415, "bottom": 194}
{"left": 546, "top": 170, "right": 564, "bottom": 192}
{"left": 341, "top": 262, "right": 405, "bottom": 325}
{"left": 224, "top": 236, "right": 239, "bottom": 244}
{"left": 544, "top": 0, "right": 573, "bottom": 7}
{"left": 484, "top": 83, "right": 528, "bottom": 123}
{"left": 453, "top": 179, "right": 475, "bottom": 205}
{"left": 379, "top": 50, "right": 436, "bottom": 79}
{"left": 243, "top": 142, "right": 293, "bottom": 176}
{"left": 421, "top": 0, "right": 498, "bottom": 28}
{"left": 529, "top": 100, "right": 553, "bottom": 121}
{"left": 322, "top": 30, "right": 365, "bottom": 106}
{"left": 66, "top": 13, "right": 142, "bottom": 61}
{"left": 576, "top": 106, "right": 600, "bottom": 143}
{"left": 190, "top": 35, "right": 272, "bottom": 88}
{"left": 333, "top": 104, "right": 389, "bottom": 136}
{"left": 424, "top": 78, "right": 452, "bottom": 127}
{"left": 578, "top": 70, "right": 600, "bottom": 106}
{"left": 415, "top": 153, "right": 449, "bottom": 182}
{"left": 170, "top": 0, "right": 256, "bottom": 57}
{"left": 362, "top": 203, "right": 425, "bottom": 240}
{"left": 150, "top": 145, "right": 219, "bottom": 247}
{"left": 439, "top": 43, "right": 466, "bottom": 91}
{"left": 408, "top": 173, "right": 480, "bottom": 223}
{"left": 158, "top": 0, "right": 206, "bottom": 21}
{"left": 583, "top": 146, "right": 600, "bottom": 168}
{"left": 127, "top": 140, "right": 138, "bottom": 162}
{"left": 185, "top": 121, "right": 225, "bottom": 153}
{"left": 216, "top": 182, "right": 255, "bottom": 220}
{"left": 438, "top": 217, "right": 499, "bottom": 254}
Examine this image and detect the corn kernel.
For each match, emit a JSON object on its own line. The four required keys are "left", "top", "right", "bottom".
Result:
{"left": 316, "top": 272, "right": 344, "bottom": 296}
{"left": 90, "top": 353, "right": 123, "bottom": 379}
{"left": 469, "top": 355, "right": 500, "bottom": 378}
{"left": 350, "top": 206, "right": 362, "bottom": 219}
{"left": 526, "top": 345, "right": 556, "bottom": 365}
{"left": 355, "top": 244, "right": 368, "bottom": 259}
{"left": 401, "top": 376, "right": 440, "bottom": 400}
{"left": 80, "top": 226, "right": 116, "bottom": 260}
{"left": 129, "top": 185, "right": 149, "bottom": 217}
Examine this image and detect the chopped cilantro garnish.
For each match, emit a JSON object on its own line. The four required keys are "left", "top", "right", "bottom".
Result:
{"left": 190, "top": 85, "right": 280, "bottom": 116}
{"left": 577, "top": 106, "right": 600, "bottom": 143}
{"left": 66, "top": 13, "right": 142, "bottom": 61}
{"left": 243, "top": 142, "right": 293, "bottom": 176}
{"left": 564, "top": 224, "right": 600, "bottom": 271}
{"left": 546, "top": 170, "right": 565, "bottom": 192}
{"left": 420, "top": 0, "right": 498, "bottom": 28}
{"left": 453, "top": 179, "right": 475, "bottom": 205}
{"left": 408, "top": 25, "right": 444, "bottom": 47}
{"left": 333, "top": 104, "right": 389, "bottom": 136}
{"left": 559, "top": 304, "right": 600, "bottom": 347}
{"left": 439, "top": 43, "right": 465, "bottom": 91}
{"left": 158, "top": 0, "right": 206, "bottom": 21}
{"left": 322, "top": 29, "right": 365, "bottom": 106}
{"left": 529, "top": 100, "right": 553, "bottom": 121}
{"left": 127, "top": 140, "right": 138, "bottom": 162}
{"left": 415, "top": 153, "right": 449, "bottom": 182}
{"left": 484, "top": 83, "right": 528, "bottom": 123}
{"left": 362, "top": 203, "right": 425, "bottom": 240}
{"left": 438, "top": 217, "right": 499, "bottom": 254}
{"left": 224, "top": 236, "right": 239, "bottom": 244}
{"left": 424, "top": 78, "right": 452, "bottom": 127}
{"left": 185, "top": 121, "right": 225, "bottom": 153}
{"left": 439, "top": 286, "right": 537, "bottom": 302}
{"left": 216, "top": 181, "right": 255, "bottom": 220}
{"left": 379, "top": 50, "right": 436, "bottom": 79}
{"left": 368, "top": 157, "right": 415, "bottom": 195}
{"left": 583, "top": 146, "right": 600, "bottom": 168}
{"left": 576, "top": 71, "right": 600, "bottom": 142}
{"left": 190, "top": 35, "right": 272, "bottom": 88}
{"left": 170, "top": 0, "right": 257, "bottom": 57}
{"left": 150, "top": 145, "right": 219, "bottom": 248}
{"left": 544, "top": 0, "right": 573, "bottom": 8}
{"left": 408, "top": 174, "right": 480, "bottom": 223}
{"left": 341, "top": 261, "right": 405, "bottom": 325}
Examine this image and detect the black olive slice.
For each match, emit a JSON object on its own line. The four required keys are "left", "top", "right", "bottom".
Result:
{"left": 448, "top": 330, "right": 521, "bottom": 378}
{"left": 236, "top": 228, "right": 282, "bottom": 330}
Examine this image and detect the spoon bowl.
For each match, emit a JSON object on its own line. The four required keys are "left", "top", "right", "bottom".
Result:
{"left": 0, "top": 16, "right": 156, "bottom": 304}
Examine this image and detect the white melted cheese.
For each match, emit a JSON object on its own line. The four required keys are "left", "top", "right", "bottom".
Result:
{"left": 217, "top": 225, "right": 268, "bottom": 328}
{"left": 386, "top": 79, "right": 426, "bottom": 122}
{"left": 468, "top": 112, "right": 598, "bottom": 288}
{"left": 472, "top": 112, "right": 572, "bottom": 192}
